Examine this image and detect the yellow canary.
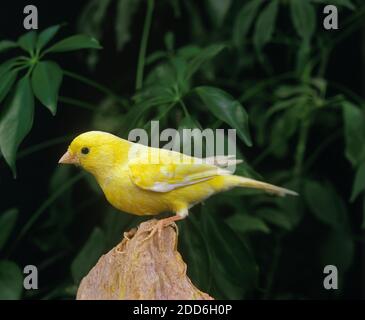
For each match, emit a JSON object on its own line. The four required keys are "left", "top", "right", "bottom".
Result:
{"left": 59, "top": 131, "right": 297, "bottom": 236}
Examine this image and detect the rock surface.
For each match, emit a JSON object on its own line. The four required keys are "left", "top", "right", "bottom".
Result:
{"left": 76, "top": 219, "right": 214, "bottom": 300}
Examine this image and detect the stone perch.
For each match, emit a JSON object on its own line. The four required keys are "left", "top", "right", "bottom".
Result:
{"left": 76, "top": 219, "right": 214, "bottom": 300}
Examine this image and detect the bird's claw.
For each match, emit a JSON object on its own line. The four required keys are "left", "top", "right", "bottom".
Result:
{"left": 141, "top": 218, "right": 180, "bottom": 249}
{"left": 142, "top": 220, "right": 167, "bottom": 244}
{"left": 140, "top": 215, "right": 183, "bottom": 250}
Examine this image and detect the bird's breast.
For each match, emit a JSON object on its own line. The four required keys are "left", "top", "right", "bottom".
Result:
{"left": 96, "top": 168, "right": 170, "bottom": 216}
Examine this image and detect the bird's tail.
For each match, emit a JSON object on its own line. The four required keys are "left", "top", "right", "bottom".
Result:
{"left": 226, "top": 175, "right": 298, "bottom": 197}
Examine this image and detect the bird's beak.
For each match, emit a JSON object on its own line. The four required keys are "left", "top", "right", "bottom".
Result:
{"left": 58, "top": 150, "right": 79, "bottom": 165}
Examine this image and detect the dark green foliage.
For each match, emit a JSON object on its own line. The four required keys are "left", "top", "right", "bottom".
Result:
{"left": 202, "top": 210, "right": 258, "bottom": 299}
{"left": 0, "top": 77, "right": 34, "bottom": 176}
{"left": 0, "top": 0, "right": 363, "bottom": 300}
{"left": 44, "top": 34, "right": 102, "bottom": 53}
{"left": 0, "top": 208, "right": 18, "bottom": 250}
{"left": 195, "top": 86, "right": 252, "bottom": 146}
{"left": 254, "top": 0, "right": 279, "bottom": 55}
{"left": 31, "top": 61, "right": 63, "bottom": 115}
{"left": 0, "top": 261, "right": 23, "bottom": 300}
{"left": 290, "top": 0, "right": 316, "bottom": 41}
{"left": 179, "top": 216, "right": 211, "bottom": 292}
{"left": 71, "top": 228, "right": 106, "bottom": 284}
{"left": 0, "top": 25, "right": 101, "bottom": 174}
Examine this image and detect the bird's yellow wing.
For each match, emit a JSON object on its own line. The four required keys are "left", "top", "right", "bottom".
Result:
{"left": 128, "top": 146, "right": 230, "bottom": 192}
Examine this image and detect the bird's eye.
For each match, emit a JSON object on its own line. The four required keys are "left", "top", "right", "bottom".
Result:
{"left": 81, "top": 147, "right": 90, "bottom": 155}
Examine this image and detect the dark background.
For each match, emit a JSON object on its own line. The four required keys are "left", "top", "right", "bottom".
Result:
{"left": 0, "top": 0, "right": 364, "bottom": 299}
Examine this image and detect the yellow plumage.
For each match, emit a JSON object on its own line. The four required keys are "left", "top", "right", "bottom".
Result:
{"left": 59, "top": 131, "right": 297, "bottom": 233}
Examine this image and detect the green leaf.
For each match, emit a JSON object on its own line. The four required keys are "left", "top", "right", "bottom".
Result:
{"left": 295, "top": 39, "right": 311, "bottom": 74}
{"left": 0, "top": 40, "right": 18, "bottom": 53}
{"left": 342, "top": 102, "right": 365, "bottom": 166}
{"left": 256, "top": 208, "right": 293, "bottom": 231}
{"left": 0, "top": 260, "right": 23, "bottom": 300}
{"left": 0, "top": 69, "right": 18, "bottom": 104}
{"left": 0, "top": 58, "right": 20, "bottom": 77}
{"left": 311, "top": 0, "right": 355, "bottom": 10}
{"left": 145, "top": 62, "right": 177, "bottom": 87}
{"left": 45, "top": 34, "right": 102, "bottom": 53}
{"left": 202, "top": 211, "right": 258, "bottom": 298}
{"left": 350, "top": 162, "right": 365, "bottom": 202}
{"left": 173, "top": 58, "right": 191, "bottom": 93}
{"left": 71, "top": 227, "right": 105, "bottom": 284}
{"left": 269, "top": 106, "right": 300, "bottom": 158}
{"left": 253, "top": 0, "right": 279, "bottom": 53}
{"left": 36, "top": 25, "right": 61, "bottom": 51}
{"left": 146, "top": 51, "right": 167, "bottom": 65}
{"left": 195, "top": 86, "right": 252, "bottom": 146}
{"left": 115, "top": 0, "right": 141, "bottom": 50}
{"left": 274, "top": 84, "right": 315, "bottom": 98}
{"left": 179, "top": 216, "right": 211, "bottom": 291}
{"left": 233, "top": 0, "right": 262, "bottom": 48}
{"left": 290, "top": 0, "right": 316, "bottom": 40}
{"left": 31, "top": 61, "right": 63, "bottom": 115}
{"left": 18, "top": 31, "right": 37, "bottom": 53}
{"left": 226, "top": 214, "right": 270, "bottom": 234}
{"left": 177, "top": 45, "right": 201, "bottom": 59}
{"left": 304, "top": 180, "right": 348, "bottom": 229}
{"left": 164, "top": 32, "right": 174, "bottom": 52}
{"left": 77, "top": 0, "right": 112, "bottom": 68}
{"left": 206, "top": 0, "right": 232, "bottom": 27}
{"left": 185, "top": 44, "right": 225, "bottom": 80}
{"left": 0, "top": 208, "right": 18, "bottom": 251}
{"left": 91, "top": 97, "right": 125, "bottom": 132}
{"left": 122, "top": 100, "right": 168, "bottom": 136}
{"left": 258, "top": 97, "right": 301, "bottom": 140}
{"left": 178, "top": 115, "right": 200, "bottom": 130}
{"left": 78, "top": 0, "right": 112, "bottom": 39}
{"left": 149, "top": 56, "right": 188, "bottom": 91}
{"left": 172, "top": 115, "right": 204, "bottom": 156}
{"left": 135, "top": 83, "right": 177, "bottom": 104}
{"left": 0, "top": 76, "right": 34, "bottom": 176}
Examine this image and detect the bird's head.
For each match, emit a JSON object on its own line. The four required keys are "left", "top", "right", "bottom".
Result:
{"left": 58, "top": 131, "right": 128, "bottom": 174}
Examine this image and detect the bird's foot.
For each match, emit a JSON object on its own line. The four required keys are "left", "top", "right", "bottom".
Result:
{"left": 142, "top": 215, "right": 183, "bottom": 246}
{"left": 123, "top": 228, "right": 136, "bottom": 241}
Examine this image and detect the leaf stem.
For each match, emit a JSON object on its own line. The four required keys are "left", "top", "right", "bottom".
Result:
{"left": 62, "top": 69, "right": 128, "bottom": 108}
{"left": 294, "top": 119, "right": 310, "bottom": 177}
{"left": 328, "top": 81, "right": 365, "bottom": 106}
{"left": 179, "top": 99, "right": 190, "bottom": 118}
{"left": 143, "top": 101, "right": 177, "bottom": 129}
{"left": 135, "top": 0, "right": 154, "bottom": 91}
{"left": 239, "top": 72, "right": 294, "bottom": 103}
{"left": 59, "top": 95, "right": 99, "bottom": 111}
{"left": 16, "top": 135, "right": 74, "bottom": 159}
